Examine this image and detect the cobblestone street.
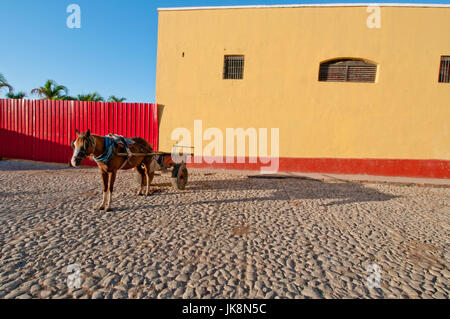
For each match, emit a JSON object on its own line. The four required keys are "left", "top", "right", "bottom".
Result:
{"left": 0, "top": 160, "right": 448, "bottom": 299}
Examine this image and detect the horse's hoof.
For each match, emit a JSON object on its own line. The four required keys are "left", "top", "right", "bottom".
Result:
{"left": 146, "top": 189, "right": 160, "bottom": 196}
{"left": 104, "top": 206, "right": 110, "bottom": 212}
{"left": 96, "top": 205, "right": 105, "bottom": 210}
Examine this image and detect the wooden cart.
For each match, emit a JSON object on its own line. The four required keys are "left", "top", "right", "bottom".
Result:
{"left": 118, "top": 145, "right": 192, "bottom": 191}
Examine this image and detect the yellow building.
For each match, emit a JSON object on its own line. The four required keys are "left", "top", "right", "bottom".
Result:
{"left": 155, "top": 3, "right": 450, "bottom": 178}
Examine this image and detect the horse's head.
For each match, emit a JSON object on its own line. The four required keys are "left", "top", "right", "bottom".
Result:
{"left": 70, "top": 129, "right": 94, "bottom": 167}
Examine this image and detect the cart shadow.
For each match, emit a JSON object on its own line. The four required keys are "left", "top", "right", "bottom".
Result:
{"left": 136, "top": 176, "right": 398, "bottom": 209}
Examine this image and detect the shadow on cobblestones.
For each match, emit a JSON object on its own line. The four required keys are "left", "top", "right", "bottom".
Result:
{"left": 137, "top": 178, "right": 399, "bottom": 210}
{"left": 0, "top": 159, "right": 68, "bottom": 171}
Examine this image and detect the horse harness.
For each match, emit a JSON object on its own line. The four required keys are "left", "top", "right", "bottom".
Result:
{"left": 72, "top": 134, "right": 134, "bottom": 169}
{"left": 95, "top": 135, "right": 140, "bottom": 169}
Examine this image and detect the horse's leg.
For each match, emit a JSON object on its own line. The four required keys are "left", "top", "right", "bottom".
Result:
{"left": 144, "top": 161, "right": 151, "bottom": 196}
{"left": 144, "top": 159, "right": 159, "bottom": 196}
{"left": 105, "top": 170, "right": 117, "bottom": 212}
{"left": 135, "top": 164, "right": 146, "bottom": 196}
{"left": 96, "top": 170, "right": 108, "bottom": 210}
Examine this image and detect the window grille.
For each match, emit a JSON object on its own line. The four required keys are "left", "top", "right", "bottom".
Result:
{"left": 319, "top": 59, "right": 377, "bottom": 83}
{"left": 439, "top": 56, "right": 450, "bottom": 83}
{"left": 223, "top": 55, "right": 244, "bottom": 79}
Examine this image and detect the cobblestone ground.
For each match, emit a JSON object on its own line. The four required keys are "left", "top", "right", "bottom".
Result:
{"left": 0, "top": 160, "right": 448, "bottom": 299}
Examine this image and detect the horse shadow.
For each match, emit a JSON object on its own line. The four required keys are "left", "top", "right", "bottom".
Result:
{"left": 129, "top": 174, "right": 398, "bottom": 211}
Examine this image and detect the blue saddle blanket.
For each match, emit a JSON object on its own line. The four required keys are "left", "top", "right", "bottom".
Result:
{"left": 107, "top": 134, "right": 135, "bottom": 147}
{"left": 93, "top": 134, "right": 135, "bottom": 164}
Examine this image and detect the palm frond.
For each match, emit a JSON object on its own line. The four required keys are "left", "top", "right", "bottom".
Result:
{"left": 6, "top": 91, "right": 26, "bottom": 99}
{"left": 31, "top": 80, "right": 69, "bottom": 100}
{"left": 60, "top": 96, "right": 76, "bottom": 101}
{"left": 77, "top": 92, "right": 104, "bottom": 102}
{"left": 76, "top": 94, "right": 89, "bottom": 101}
{"left": 0, "top": 73, "right": 13, "bottom": 93}
{"left": 0, "top": 83, "right": 13, "bottom": 92}
{"left": 108, "top": 95, "right": 126, "bottom": 103}
{"left": 30, "top": 88, "right": 43, "bottom": 95}
{"left": 54, "top": 84, "right": 68, "bottom": 96}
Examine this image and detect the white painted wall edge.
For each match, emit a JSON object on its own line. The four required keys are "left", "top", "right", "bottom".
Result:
{"left": 157, "top": 3, "right": 450, "bottom": 11}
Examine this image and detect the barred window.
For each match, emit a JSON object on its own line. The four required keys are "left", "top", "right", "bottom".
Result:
{"left": 319, "top": 59, "right": 377, "bottom": 83}
{"left": 439, "top": 56, "right": 450, "bottom": 83}
{"left": 223, "top": 55, "right": 244, "bottom": 79}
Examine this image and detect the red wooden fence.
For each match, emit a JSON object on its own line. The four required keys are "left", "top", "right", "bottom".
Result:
{"left": 0, "top": 99, "right": 158, "bottom": 165}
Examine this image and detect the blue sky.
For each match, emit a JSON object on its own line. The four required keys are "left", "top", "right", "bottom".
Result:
{"left": 1, "top": 0, "right": 449, "bottom": 102}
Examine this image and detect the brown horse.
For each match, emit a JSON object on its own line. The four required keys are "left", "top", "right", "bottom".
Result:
{"left": 70, "top": 129, "right": 156, "bottom": 211}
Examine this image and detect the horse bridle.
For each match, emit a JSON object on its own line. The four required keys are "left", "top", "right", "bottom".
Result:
{"left": 71, "top": 135, "right": 95, "bottom": 162}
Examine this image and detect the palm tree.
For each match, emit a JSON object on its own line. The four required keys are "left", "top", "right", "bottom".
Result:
{"left": 76, "top": 92, "right": 104, "bottom": 102}
{"left": 60, "top": 96, "right": 76, "bottom": 101}
{"left": 107, "top": 95, "right": 126, "bottom": 103}
{"left": 31, "top": 80, "right": 69, "bottom": 100}
{"left": 6, "top": 91, "right": 26, "bottom": 99}
{"left": 0, "top": 73, "right": 12, "bottom": 93}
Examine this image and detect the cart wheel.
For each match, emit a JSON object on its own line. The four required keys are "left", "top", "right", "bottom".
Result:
{"left": 135, "top": 170, "right": 155, "bottom": 186}
{"left": 171, "top": 164, "right": 188, "bottom": 190}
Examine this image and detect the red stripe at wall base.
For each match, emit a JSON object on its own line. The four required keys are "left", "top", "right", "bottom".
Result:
{"left": 185, "top": 157, "right": 450, "bottom": 179}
